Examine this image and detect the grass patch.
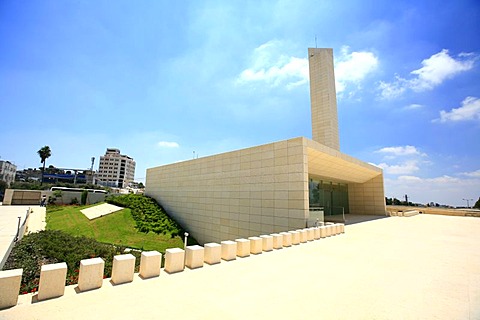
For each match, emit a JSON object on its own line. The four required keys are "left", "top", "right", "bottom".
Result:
{"left": 46, "top": 203, "right": 191, "bottom": 253}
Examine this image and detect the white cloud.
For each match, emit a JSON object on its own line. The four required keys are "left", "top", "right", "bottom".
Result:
{"left": 157, "top": 141, "right": 180, "bottom": 148}
{"left": 377, "top": 160, "right": 420, "bottom": 175}
{"left": 236, "top": 42, "right": 378, "bottom": 93}
{"left": 460, "top": 169, "right": 480, "bottom": 178}
{"left": 376, "top": 145, "right": 423, "bottom": 157}
{"left": 404, "top": 103, "right": 424, "bottom": 110}
{"left": 434, "top": 96, "right": 480, "bottom": 123}
{"left": 379, "top": 49, "right": 477, "bottom": 99}
{"left": 236, "top": 40, "right": 308, "bottom": 90}
{"left": 335, "top": 46, "right": 378, "bottom": 93}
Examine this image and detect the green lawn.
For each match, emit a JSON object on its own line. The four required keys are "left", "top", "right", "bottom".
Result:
{"left": 46, "top": 204, "right": 186, "bottom": 253}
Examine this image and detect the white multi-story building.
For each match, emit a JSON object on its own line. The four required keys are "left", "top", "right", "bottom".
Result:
{"left": 97, "top": 148, "right": 136, "bottom": 188}
{"left": 0, "top": 160, "right": 17, "bottom": 186}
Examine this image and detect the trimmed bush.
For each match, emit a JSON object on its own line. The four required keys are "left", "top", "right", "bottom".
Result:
{"left": 106, "top": 194, "right": 182, "bottom": 237}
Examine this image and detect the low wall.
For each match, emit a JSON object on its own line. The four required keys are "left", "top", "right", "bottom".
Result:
{"left": 3, "top": 189, "right": 106, "bottom": 206}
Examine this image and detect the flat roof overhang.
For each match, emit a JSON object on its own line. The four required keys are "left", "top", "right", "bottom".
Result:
{"left": 305, "top": 138, "right": 382, "bottom": 184}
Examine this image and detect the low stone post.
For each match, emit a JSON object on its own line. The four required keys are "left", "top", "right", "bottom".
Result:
{"left": 139, "top": 251, "right": 162, "bottom": 279}
{"left": 185, "top": 245, "right": 204, "bottom": 269}
{"left": 306, "top": 228, "right": 315, "bottom": 241}
{"left": 221, "top": 241, "right": 237, "bottom": 261}
{"left": 319, "top": 226, "right": 327, "bottom": 238}
{"left": 111, "top": 254, "right": 136, "bottom": 285}
{"left": 78, "top": 257, "right": 105, "bottom": 292}
{"left": 271, "top": 233, "right": 283, "bottom": 249}
{"left": 289, "top": 230, "right": 300, "bottom": 245}
{"left": 38, "top": 262, "right": 67, "bottom": 301}
{"left": 204, "top": 243, "right": 222, "bottom": 265}
{"left": 313, "top": 227, "right": 321, "bottom": 239}
{"left": 0, "top": 268, "right": 22, "bottom": 309}
{"left": 235, "top": 239, "right": 251, "bottom": 257}
{"left": 248, "top": 236, "right": 263, "bottom": 254}
{"left": 297, "top": 229, "right": 307, "bottom": 243}
{"left": 279, "top": 232, "right": 292, "bottom": 247}
{"left": 259, "top": 235, "right": 273, "bottom": 252}
{"left": 164, "top": 248, "right": 185, "bottom": 273}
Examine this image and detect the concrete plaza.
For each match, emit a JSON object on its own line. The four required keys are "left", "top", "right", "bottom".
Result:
{"left": 1, "top": 214, "right": 479, "bottom": 319}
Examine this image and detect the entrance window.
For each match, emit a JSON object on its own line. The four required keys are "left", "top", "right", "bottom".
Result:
{"left": 309, "top": 177, "right": 349, "bottom": 216}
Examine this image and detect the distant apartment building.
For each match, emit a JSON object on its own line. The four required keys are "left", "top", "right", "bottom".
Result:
{"left": 0, "top": 160, "right": 17, "bottom": 186}
{"left": 97, "top": 148, "right": 136, "bottom": 188}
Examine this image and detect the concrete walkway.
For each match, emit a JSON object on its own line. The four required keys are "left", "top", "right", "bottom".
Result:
{"left": 1, "top": 214, "right": 480, "bottom": 319}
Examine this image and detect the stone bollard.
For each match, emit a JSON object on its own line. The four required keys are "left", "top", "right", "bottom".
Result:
{"left": 248, "top": 236, "right": 263, "bottom": 254}
{"left": 235, "top": 239, "right": 251, "bottom": 257}
{"left": 260, "top": 235, "right": 273, "bottom": 252}
{"left": 38, "top": 262, "right": 67, "bottom": 301}
{"left": 139, "top": 251, "right": 162, "bottom": 279}
{"left": 289, "top": 230, "right": 300, "bottom": 245}
{"left": 297, "top": 229, "right": 307, "bottom": 243}
{"left": 339, "top": 223, "right": 345, "bottom": 233}
{"left": 306, "top": 228, "right": 315, "bottom": 241}
{"left": 319, "top": 226, "right": 327, "bottom": 238}
{"left": 0, "top": 268, "right": 23, "bottom": 309}
{"left": 111, "top": 254, "right": 136, "bottom": 285}
{"left": 164, "top": 248, "right": 185, "bottom": 273}
{"left": 313, "top": 227, "right": 321, "bottom": 239}
{"left": 271, "top": 233, "right": 283, "bottom": 249}
{"left": 185, "top": 245, "right": 204, "bottom": 269}
{"left": 221, "top": 241, "right": 237, "bottom": 261}
{"left": 78, "top": 257, "right": 105, "bottom": 292}
{"left": 325, "top": 224, "right": 333, "bottom": 237}
{"left": 279, "top": 232, "right": 292, "bottom": 247}
{"left": 204, "top": 243, "right": 222, "bottom": 265}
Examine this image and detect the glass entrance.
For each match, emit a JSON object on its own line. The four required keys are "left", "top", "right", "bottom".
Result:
{"left": 309, "top": 177, "right": 349, "bottom": 216}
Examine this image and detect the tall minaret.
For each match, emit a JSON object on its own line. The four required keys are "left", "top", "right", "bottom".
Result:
{"left": 308, "top": 48, "right": 340, "bottom": 151}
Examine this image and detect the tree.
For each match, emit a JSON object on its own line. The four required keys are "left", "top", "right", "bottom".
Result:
{"left": 138, "top": 182, "right": 145, "bottom": 189}
{"left": 474, "top": 197, "right": 480, "bottom": 209}
{"left": 37, "top": 146, "right": 52, "bottom": 186}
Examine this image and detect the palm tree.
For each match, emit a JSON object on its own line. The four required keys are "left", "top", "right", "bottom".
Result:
{"left": 37, "top": 146, "right": 52, "bottom": 186}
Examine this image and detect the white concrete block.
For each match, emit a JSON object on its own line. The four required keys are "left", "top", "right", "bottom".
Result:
{"left": 248, "top": 237, "right": 263, "bottom": 254}
{"left": 260, "top": 235, "right": 273, "bottom": 252}
{"left": 164, "top": 248, "right": 185, "bottom": 273}
{"left": 339, "top": 223, "right": 345, "bottom": 233}
{"left": 289, "top": 231, "right": 300, "bottom": 245}
{"left": 139, "top": 251, "right": 161, "bottom": 279}
{"left": 185, "top": 245, "right": 204, "bottom": 269}
{"left": 279, "top": 232, "right": 292, "bottom": 247}
{"left": 78, "top": 257, "right": 105, "bottom": 292}
{"left": 313, "top": 227, "right": 321, "bottom": 239}
{"left": 271, "top": 233, "right": 283, "bottom": 249}
{"left": 204, "top": 243, "right": 222, "bottom": 265}
{"left": 111, "top": 254, "right": 136, "bottom": 285}
{"left": 319, "top": 226, "right": 327, "bottom": 238}
{"left": 0, "top": 268, "right": 22, "bottom": 309}
{"left": 306, "top": 228, "right": 315, "bottom": 241}
{"left": 235, "top": 239, "right": 251, "bottom": 257}
{"left": 297, "top": 229, "right": 307, "bottom": 243}
{"left": 221, "top": 241, "right": 237, "bottom": 261}
{"left": 38, "top": 262, "right": 67, "bottom": 301}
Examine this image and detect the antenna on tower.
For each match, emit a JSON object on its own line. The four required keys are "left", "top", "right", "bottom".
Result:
{"left": 315, "top": 35, "right": 317, "bottom": 48}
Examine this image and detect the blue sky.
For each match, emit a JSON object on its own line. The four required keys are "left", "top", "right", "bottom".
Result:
{"left": 1, "top": 0, "right": 479, "bottom": 206}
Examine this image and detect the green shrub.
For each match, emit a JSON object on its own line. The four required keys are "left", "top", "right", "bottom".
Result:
{"left": 3, "top": 230, "right": 140, "bottom": 294}
{"left": 106, "top": 194, "right": 182, "bottom": 237}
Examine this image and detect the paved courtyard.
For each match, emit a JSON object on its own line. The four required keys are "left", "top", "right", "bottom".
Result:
{"left": 1, "top": 214, "right": 479, "bottom": 319}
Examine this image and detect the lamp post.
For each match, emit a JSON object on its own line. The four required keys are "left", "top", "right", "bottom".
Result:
{"left": 463, "top": 198, "right": 473, "bottom": 208}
